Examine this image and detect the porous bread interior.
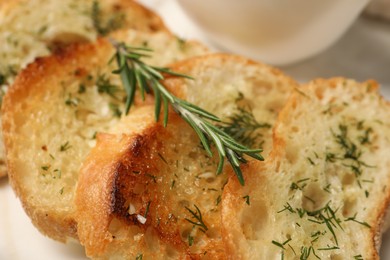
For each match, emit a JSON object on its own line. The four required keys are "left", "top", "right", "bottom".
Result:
{"left": 162, "top": 54, "right": 297, "bottom": 157}
{"left": 76, "top": 54, "right": 298, "bottom": 258}
{"left": 2, "top": 29, "right": 208, "bottom": 241}
{"left": 0, "top": 0, "right": 90, "bottom": 81}
{"left": 0, "top": 0, "right": 167, "bottom": 84}
{"left": 0, "top": 0, "right": 168, "bottom": 178}
{"left": 221, "top": 79, "right": 390, "bottom": 259}
{"left": 79, "top": 110, "right": 228, "bottom": 258}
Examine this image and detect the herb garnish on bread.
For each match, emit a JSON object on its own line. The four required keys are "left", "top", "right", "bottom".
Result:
{"left": 0, "top": 0, "right": 168, "bottom": 178}
{"left": 75, "top": 54, "right": 297, "bottom": 258}
{"left": 1, "top": 29, "right": 208, "bottom": 242}
{"left": 110, "top": 42, "right": 265, "bottom": 184}
{"left": 221, "top": 78, "right": 390, "bottom": 259}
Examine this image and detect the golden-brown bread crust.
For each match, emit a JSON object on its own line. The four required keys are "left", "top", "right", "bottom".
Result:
{"left": 77, "top": 110, "right": 230, "bottom": 259}
{"left": 221, "top": 78, "right": 390, "bottom": 259}
{"left": 75, "top": 54, "right": 298, "bottom": 258}
{"left": 0, "top": 0, "right": 169, "bottom": 178}
{"left": 76, "top": 106, "right": 157, "bottom": 254}
{"left": 162, "top": 53, "right": 298, "bottom": 159}
{"left": 2, "top": 30, "right": 208, "bottom": 242}
{"left": 2, "top": 39, "right": 113, "bottom": 241}
{"left": 78, "top": 109, "right": 191, "bottom": 258}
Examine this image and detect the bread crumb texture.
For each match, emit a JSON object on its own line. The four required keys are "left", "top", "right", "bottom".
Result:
{"left": 2, "top": 29, "right": 208, "bottom": 242}
{"left": 222, "top": 78, "right": 390, "bottom": 259}
{"left": 0, "top": 0, "right": 168, "bottom": 178}
{"left": 75, "top": 54, "right": 298, "bottom": 258}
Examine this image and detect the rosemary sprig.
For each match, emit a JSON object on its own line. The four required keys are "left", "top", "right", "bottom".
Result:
{"left": 110, "top": 39, "right": 264, "bottom": 185}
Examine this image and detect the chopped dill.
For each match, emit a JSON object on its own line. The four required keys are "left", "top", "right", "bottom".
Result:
{"left": 279, "top": 201, "right": 343, "bottom": 246}
{"left": 185, "top": 204, "right": 208, "bottom": 232}
{"left": 145, "top": 174, "right": 157, "bottom": 183}
{"left": 96, "top": 74, "right": 120, "bottom": 99}
{"left": 290, "top": 178, "right": 310, "bottom": 191}
{"left": 358, "top": 127, "right": 373, "bottom": 145}
{"left": 328, "top": 123, "right": 375, "bottom": 188}
{"left": 300, "top": 246, "right": 320, "bottom": 260}
{"left": 219, "top": 106, "right": 271, "bottom": 148}
{"left": 91, "top": 0, "right": 125, "bottom": 36}
{"left": 216, "top": 195, "right": 221, "bottom": 206}
{"left": 41, "top": 165, "right": 50, "bottom": 171}
{"left": 144, "top": 201, "right": 151, "bottom": 218}
{"left": 60, "top": 141, "right": 72, "bottom": 152}
{"left": 65, "top": 94, "right": 79, "bottom": 107}
{"left": 54, "top": 169, "right": 62, "bottom": 179}
{"left": 277, "top": 202, "right": 295, "bottom": 214}
{"left": 157, "top": 153, "right": 168, "bottom": 165}
{"left": 170, "top": 180, "right": 176, "bottom": 189}
{"left": 317, "top": 246, "right": 340, "bottom": 251}
{"left": 307, "top": 157, "right": 315, "bottom": 165}
{"left": 188, "top": 235, "right": 194, "bottom": 246}
{"left": 243, "top": 195, "right": 250, "bottom": 205}
{"left": 323, "top": 183, "right": 332, "bottom": 193}
{"left": 78, "top": 84, "right": 86, "bottom": 94}
{"left": 0, "top": 74, "right": 5, "bottom": 85}
{"left": 176, "top": 36, "right": 186, "bottom": 50}
{"left": 272, "top": 240, "right": 285, "bottom": 250}
{"left": 271, "top": 238, "right": 291, "bottom": 250}
{"left": 109, "top": 103, "right": 122, "bottom": 118}
{"left": 344, "top": 213, "right": 371, "bottom": 228}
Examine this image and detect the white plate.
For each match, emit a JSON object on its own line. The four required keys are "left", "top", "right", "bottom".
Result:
{"left": 1, "top": 0, "right": 390, "bottom": 258}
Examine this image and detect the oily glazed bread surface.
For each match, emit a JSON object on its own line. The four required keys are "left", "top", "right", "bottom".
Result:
{"left": 221, "top": 78, "right": 390, "bottom": 259}
{"left": 0, "top": 0, "right": 167, "bottom": 84}
{"left": 163, "top": 54, "right": 298, "bottom": 157}
{"left": 0, "top": 0, "right": 168, "bottom": 178}
{"left": 75, "top": 54, "right": 298, "bottom": 259}
{"left": 1, "top": 30, "right": 208, "bottom": 242}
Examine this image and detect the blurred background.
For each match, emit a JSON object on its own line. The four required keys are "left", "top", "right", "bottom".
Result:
{"left": 139, "top": 0, "right": 390, "bottom": 96}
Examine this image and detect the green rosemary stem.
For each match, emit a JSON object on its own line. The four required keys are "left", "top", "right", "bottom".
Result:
{"left": 110, "top": 39, "right": 264, "bottom": 185}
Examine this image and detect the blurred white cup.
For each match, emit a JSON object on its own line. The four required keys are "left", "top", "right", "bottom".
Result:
{"left": 177, "top": 0, "right": 370, "bottom": 65}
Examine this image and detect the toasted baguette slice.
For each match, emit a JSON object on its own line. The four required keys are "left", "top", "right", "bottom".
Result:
{"left": 221, "top": 78, "right": 390, "bottom": 259}
{"left": 0, "top": 0, "right": 167, "bottom": 84}
{"left": 75, "top": 54, "right": 298, "bottom": 258}
{"left": 1, "top": 29, "right": 208, "bottom": 242}
{"left": 0, "top": 0, "right": 168, "bottom": 178}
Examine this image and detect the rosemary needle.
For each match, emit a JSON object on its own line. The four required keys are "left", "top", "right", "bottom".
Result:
{"left": 110, "top": 39, "right": 264, "bottom": 185}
